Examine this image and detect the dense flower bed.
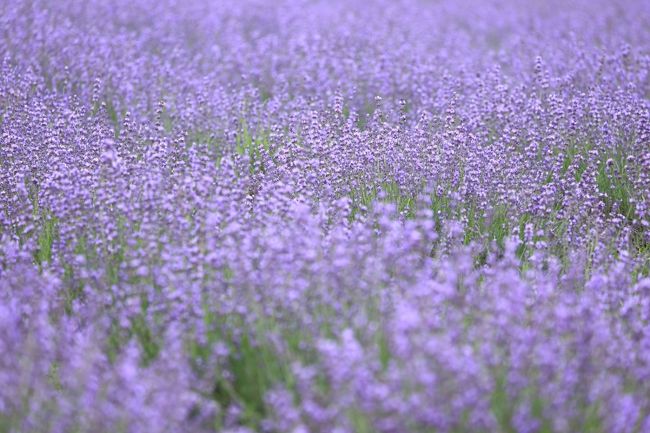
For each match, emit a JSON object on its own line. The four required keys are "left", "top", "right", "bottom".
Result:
{"left": 1, "top": 0, "right": 649, "bottom": 432}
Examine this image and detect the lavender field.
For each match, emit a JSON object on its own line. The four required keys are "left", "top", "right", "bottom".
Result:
{"left": 1, "top": 0, "right": 650, "bottom": 432}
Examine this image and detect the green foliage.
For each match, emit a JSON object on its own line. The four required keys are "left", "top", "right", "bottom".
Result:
{"left": 376, "top": 331, "right": 391, "bottom": 372}
{"left": 131, "top": 314, "right": 161, "bottom": 366}
{"left": 106, "top": 320, "right": 127, "bottom": 364}
{"left": 348, "top": 407, "right": 373, "bottom": 433}
{"left": 596, "top": 157, "right": 635, "bottom": 220}
{"left": 350, "top": 180, "right": 417, "bottom": 219}
{"left": 34, "top": 216, "right": 57, "bottom": 267}
{"left": 190, "top": 312, "right": 299, "bottom": 430}
{"left": 235, "top": 121, "right": 271, "bottom": 175}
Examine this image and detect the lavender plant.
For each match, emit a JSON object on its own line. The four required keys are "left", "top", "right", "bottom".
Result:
{"left": 1, "top": 0, "right": 650, "bottom": 432}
